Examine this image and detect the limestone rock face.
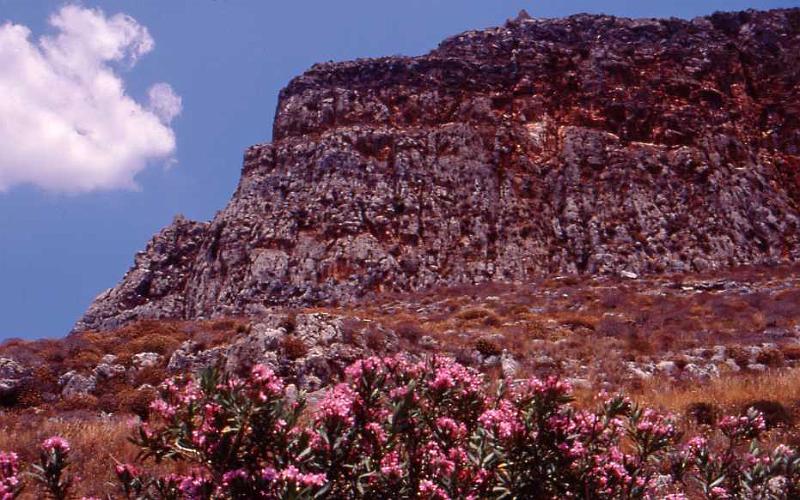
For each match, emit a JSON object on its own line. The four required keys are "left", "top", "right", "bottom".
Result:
{"left": 76, "top": 8, "right": 800, "bottom": 332}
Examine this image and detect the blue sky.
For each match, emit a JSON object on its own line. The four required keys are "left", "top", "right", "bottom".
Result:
{"left": 0, "top": 0, "right": 797, "bottom": 340}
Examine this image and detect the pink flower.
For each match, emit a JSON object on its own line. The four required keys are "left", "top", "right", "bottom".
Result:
{"left": 719, "top": 411, "right": 766, "bottom": 441}
{"left": 0, "top": 452, "right": 18, "bottom": 478}
{"left": 221, "top": 468, "right": 248, "bottom": 487}
{"left": 709, "top": 486, "right": 730, "bottom": 499}
{"left": 380, "top": 451, "right": 403, "bottom": 479}
{"left": 176, "top": 470, "right": 213, "bottom": 500}
{"left": 278, "top": 465, "right": 326, "bottom": 487}
{"left": 114, "top": 463, "right": 140, "bottom": 481}
{"left": 419, "top": 479, "right": 450, "bottom": 499}
{"left": 365, "top": 421, "right": 387, "bottom": 444}
{"left": 179, "top": 380, "right": 203, "bottom": 405}
{"left": 251, "top": 364, "right": 284, "bottom": 398}
{"left": 479, "top": 400, "right": 523, "bottom": 439}
{"left": 423, "top": 442, "right": 457, "bottom": 476}
{"left": 260, "top": 467, "right": 277, "bottom": 482}
{"left": 345, "top": 356, "right": 383, "bottom": 380}
{"left": 523, "top": 376, "right": 572, "bottom": 399}
{"left": 41, "top": 436, "right": 70, "bottom": 454}
{"left": 563, "top": 440, "right": 586, "bottom": 458}
{"left": 0, "top": 451, "right": 20, "bottom": 499}
{"left": 435, "top": 417, "right": 466, "bottom": 440}
{"left": 149, "top": 398, "right": 177, "bottom": 419}
{"left": 316, "top": 383, "right": 356, "bottom": 427}
{"left": 428, "top": 357, "right": 482, "bottom": 393}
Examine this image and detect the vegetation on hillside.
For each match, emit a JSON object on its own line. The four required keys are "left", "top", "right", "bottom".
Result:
{"left": 2, "top": 356, "right": 800, "bottom": 498}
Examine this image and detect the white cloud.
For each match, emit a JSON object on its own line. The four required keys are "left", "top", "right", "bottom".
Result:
{"left": 147, "top": 82, "right": 182, "bottom": 124}
{"left": 0, "top": 5, "right": 181, "bottom": 193}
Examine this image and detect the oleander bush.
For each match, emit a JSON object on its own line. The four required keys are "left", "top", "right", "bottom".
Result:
{"left": 2, "top": 355, "right": 800, "bottom": 499}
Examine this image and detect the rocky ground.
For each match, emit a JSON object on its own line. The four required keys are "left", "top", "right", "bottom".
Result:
{"left": 3, "top": 263, "right": 800, "bottom": 413}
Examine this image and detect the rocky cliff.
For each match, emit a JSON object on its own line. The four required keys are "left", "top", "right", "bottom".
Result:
{"left": 76, "top": 8, "right": 800, "bottom": 332}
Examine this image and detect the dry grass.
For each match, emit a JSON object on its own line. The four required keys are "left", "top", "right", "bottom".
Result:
{"left": 634, "top": 368, "right": 800, "bottom": 417}
{"left": 0, "top": 413, "right": 183, "bottom": 499}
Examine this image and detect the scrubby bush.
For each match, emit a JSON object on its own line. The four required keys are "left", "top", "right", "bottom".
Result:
{"left": 118, "top": 387, "right": 159, "bottom": 420}
{"left": 727, "top": 345, "right": 752, "bottom": 368}
{"left": 281, "top": 336, "right": 308, "bottom": 360}
{"left": 686, "top": 401, "right": 719, "bottom": 426}
{"left": 558, "top": 313, "right": 598, "bottom": 331}
{"left": 393, "top": 321, "right": 424, "bottom": 344}
{"left": 364, "top": 328, "right": 386, "bottom": 351}
{"left": 474, "top": 337, "right": 502, "bottom": 357}
{"left": 53, "top": 394, "right": 99, "bottom": 413}
{"left": 455, "top": 307, "right": 494, "bottom": 321}
{"left": 124, "top": 334, "right": 182, "bottom": 357}
{"left": 781, "top": 343, "right": 800, "bottom": 361}
{"left": 755, "top": 347, "right": 784, "bottom": 368}
{"left": 134, "top": 366, "right": 169, "bottom": 388}
{"left": 596, "top": 317, "right": 632, "bottom": 337}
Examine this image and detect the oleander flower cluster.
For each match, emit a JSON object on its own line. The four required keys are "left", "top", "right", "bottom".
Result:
{"left": 0, "top": 451, "right": 21, "bottom": 499}
{"left": 0, "top": 435, "right": 74, "bottom": 500}
{"left": 114, "top": 355, "right": 800, "bottom": 499}
{"left": 2, "top": 355, "right": 800, "bottom": 498}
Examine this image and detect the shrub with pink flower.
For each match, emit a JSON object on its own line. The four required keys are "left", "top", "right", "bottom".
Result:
{"left": 122, "top": 355, "right": 800, "bottom": 499}
{"left": 2, "top": 355, "right": 800, "bottom": 498}
{"left": 0, "top": 451, "right": 22, "bottom": 499}
{"left": 32, "top": 436, "right": 72, "bottom": 500}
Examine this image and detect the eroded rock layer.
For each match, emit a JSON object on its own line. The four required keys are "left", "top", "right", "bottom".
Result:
{"left": 77, "top": 9, "right": 800, "bottom": 331}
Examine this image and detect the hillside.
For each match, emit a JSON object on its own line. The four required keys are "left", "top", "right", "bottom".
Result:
{"left": 2, "top": 8, "right": 800, "bottom": 498}
{"left": 76, "top": 8, "right": 800, "bottom": 332}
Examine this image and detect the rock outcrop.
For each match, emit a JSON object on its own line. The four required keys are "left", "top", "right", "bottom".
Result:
{"left": 0, "top": 358, "right": 29, "bottom": 401}
{"left": 77, "top": 8, "right": 800, "bottom": 332}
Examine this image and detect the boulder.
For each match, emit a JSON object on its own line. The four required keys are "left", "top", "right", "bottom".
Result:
{"left": 566, "top": 377, "right": 592, "bottom": 390}
{"left": 59, "top": 371, "right": 96, "bottom": 398}
{"left": 223, "top": 327, "right": 283, "bottom": 373}
{"left": 294, "top": 313, "right": 343, "bottom": 346}
{"left": 0, "top": 358, "right": 28, "bottom": 400}
{"left": 100, "top": 354, "right": 118, "bottom": 365}
{"left": 684, "top": 363, "right": 719, "bottom": 381}
{"left": 132, "top": 352, "right": 162, "bottom": 370}
{"left": 500, "top": 351, "right": 519, "bottom": 378}
{"left": 655, "top": 360, "right": 677, "bottom": 376}
{"left": 418, "top": 336, "right": 439, "bottom": 350}
{"left": 93, "top": 362, "right": 126, "bottom": 380}
{"left": 167, "top": 341, "right": 226, "bottom": 373}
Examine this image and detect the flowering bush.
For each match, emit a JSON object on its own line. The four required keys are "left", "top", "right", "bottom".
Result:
{"left": 0, "top": 451, "right": 22, "bottom": 499}
{"left": 116, "top": 355, "right": 800, "bottom": 499}
{"left": 2, "top": 355, "right": 800, "bottom": 498}
{"left": 31, "top": 436, "right": 72, "bottom": 500}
